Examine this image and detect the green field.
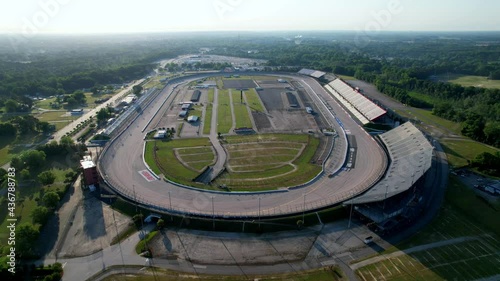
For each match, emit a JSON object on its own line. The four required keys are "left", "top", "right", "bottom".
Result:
{"left": 0, "top": 167, "right": 72, "bottom": 250}
{"left": 231, "top": 91, "right": 253, "bottom": 128}
{"left": 354, "top": 176, "right": 500, "bottom": 281}
{"left": 144, "top": 138, "right": 214, "bottom": 185}
{"left": 203, "top": 104, "right": 213, "bottom": 134}
{"left": 102, "top": 266, "right": 345, "bottom": 281}
{"left": 214, "top": 134, "right": 322, "bottom": 191}
{"left": 395, "top": 108, "right": 462, "bottom": 136}
{"left": 207, "top": 88, "right": 214, "bottom": 103}
{"left": 176, "top": 146, "right": 215, "bottom": 171}
{"left": 245, "top": 89, "right": 265, "bottom": 112}
{"left": 436, "top": 74, "right": 500, "bottom": 89}
{"left": 217, "top": 89, "right": 233, "bottom": 134}
{"left": 441, "top": 139, "right": 500, "bottom": 168}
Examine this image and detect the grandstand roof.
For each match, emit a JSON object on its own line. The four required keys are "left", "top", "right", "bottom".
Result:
{"left": 298, "top": 69, "right": 326, "bottom": 79}
{"left": 348, "top": 122, "right": 434, "bottom": 204}
{"left": 328, "top": 79, "right": 386, "bottom": 122}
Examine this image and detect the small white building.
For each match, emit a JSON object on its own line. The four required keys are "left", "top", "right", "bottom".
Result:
{"left": 154, "top": 130, "right": 167, "bottom": 139}
{"left": 187, "top": 116, "right": 199, "bottom": 123}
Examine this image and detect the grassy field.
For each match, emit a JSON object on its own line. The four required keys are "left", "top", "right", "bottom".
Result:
{"left": 208, "top": 88, "right": 214, "bottom": 103}
{"left": 176, "top": 146, "right": 215, "bottom": 172}
{"left": 245, "top": 89, "right": 266, "bottom": 112}
{"left": 395, "top": 108, "right": 462, "bottom": 136}
{"left": 36, "top": 111, "right": 75, "bottom": 122}
{"left": 354, "top": 176, "right": 500, "bottom": 281}
{"left": 203, "top": 104, "right": 213, "bottom": 135}
{"left": 231, "top": 91, "right": 253, "bottom": 128}
{"left": 0, "top": 167, "right": 72, "bottom": 248}
{"left": 407, "top": 91, "right": 439, "bottom": 107}
{"left": 215, "top": 134, "right": 322, "bottom": 191}
{"left": 102, "top": 266, "right": 346, "bottom": 281}
{"left": 441, "top": 139, "right": 500, "bottom": 168}
{"left": 144, "top": 138, "right": 214, "bottom": 184}
{"left": 217, "top": 89, "right": 233, "bottom": 134}
{"left": 436, "top": 74, "right": 500, "bottom": 89}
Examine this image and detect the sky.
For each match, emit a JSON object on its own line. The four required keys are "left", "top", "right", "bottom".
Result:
{"left": 0, "top": 0, "right": 499, "bottom": 34}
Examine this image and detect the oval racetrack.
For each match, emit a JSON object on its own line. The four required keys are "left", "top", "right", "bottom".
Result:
{"left": 98, "top": 73, "right": 388, "bottom": 218}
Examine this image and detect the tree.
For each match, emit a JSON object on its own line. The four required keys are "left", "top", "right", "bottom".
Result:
{"left": 157, "top": 218, "right": 165, "bottom": 229}
{"left": 96, "top": 108, "right": 111, "bottom": 123}
{"left": 10, "top": 157, "right": 24, "bottom": 171}
{"left": 5, "top": 99, "right": 18, "bottom": 113}
{"left": 60, "top": 136, "right": 74, "bottom": 146}
{"left": 20, "top": 150, "right": 46, "bottom": 170}
{"left": 133, "top": 85, "right": 143, "bottom": 95}
{"left": 38, "top": 171, "right": 56, "bottom": 185}
{"left": 0, "top": 123, "right": 17, "bottom": 136}
{"left": 19, "top": 169, "right": 31, "bottom": 180}
{"left": 72, "top": 91, "right": 86, "bottom": 103}
{"left": 31, "top": 206, "right": 50, "bottom": 225}
{"left": 66, "top": 97, "right": 78, "bottom": 107}
{"left": 16, "top": 223, "right": 40, "bottom": 256}
{"left": 43, "top": 192, "right": 60, "bottom": 209}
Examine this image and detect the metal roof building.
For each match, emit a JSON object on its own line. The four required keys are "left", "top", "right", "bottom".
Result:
{"left": 298, "top": 69, "right": 326, "bottom": 79}
{"left": 326, "top": 79, "right": 386, "bottom": 124}
{"left": 348, "top": 122, "right": 434, "bottom": 204}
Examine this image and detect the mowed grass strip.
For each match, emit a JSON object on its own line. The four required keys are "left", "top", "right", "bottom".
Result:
{"left": 145, "top": 138, "right": 213, "bottom": 183}
{"left": 177, "top": 147, "right": 213, "bottom": 154}
{"left": 203, "top": 103, "right": 213, "bottom": 135}
{"left": 217, "top": 89, "right": 233, "bottom": 133}
{"left": 246, "top": 89, "right": 265, "bottom": 112}
{"left": 230, "top": 164, "right": 285, "bottom": 172}
{"left": 230, "top": 155, "right": 298, "bottom": 166}
{"left": 231, "top": 91, "right": 253, "bottom": 128}
{"left": 179, "top": 153, "right": 215, "bottom": 163}
{"left": 207, "top": 88, "right": 214, "bottom": 103}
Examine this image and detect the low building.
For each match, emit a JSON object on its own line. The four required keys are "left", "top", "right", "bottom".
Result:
{"left": 120, "top": 94, "right": 137, "bottom": 106}
{"left": 71, "top": 108, "right": 84, "bottom": 115}
{"left": 187, "top": 115, "right": 199, "bottom": 123}
{"left": 154, "top": 130, "right": 167, "bottom": 139}
{"left": 81, "top": 156, "right": 99, "bottom": 186}
{"left": 191, "top": 90, "right": 201, "bottom": 102}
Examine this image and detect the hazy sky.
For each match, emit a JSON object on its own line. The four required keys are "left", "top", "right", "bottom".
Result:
{"left": 0, "top": 0, "right": 499, "bottom": 34}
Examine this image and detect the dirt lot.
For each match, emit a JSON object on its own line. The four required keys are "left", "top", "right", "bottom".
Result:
{"left": 57, "top": 193, "right": 132, "bottom": 258}
{"left": 223, "top": 79, "right": 257, "bottom": 89}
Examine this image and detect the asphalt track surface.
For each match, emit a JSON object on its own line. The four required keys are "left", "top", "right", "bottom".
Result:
{"left": 99, "top": 73, "right": 388, "bottom": 218}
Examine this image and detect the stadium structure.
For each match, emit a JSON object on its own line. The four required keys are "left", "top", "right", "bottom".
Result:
{"left": 97, "top": 69, "right": 435, "bottom": 231}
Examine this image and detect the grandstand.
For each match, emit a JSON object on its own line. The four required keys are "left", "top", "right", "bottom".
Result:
{"left": 298, "top": 68, "right": 326, "bottom": 79}
{"left": 349, "top": 122, "right": 434, "bottom": 204}
{"left": 325, "top": 79, "right": 386, "bottom": 125}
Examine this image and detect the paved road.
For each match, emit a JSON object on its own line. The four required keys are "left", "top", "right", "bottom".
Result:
{"left": 208, "top": 88, "right": 227, "bottom": 181}
{"left": 52, "top": 79, "right": 145, "bottom": 142}
{"left": 98, "top": 73, "right": 387, "bottom": 219}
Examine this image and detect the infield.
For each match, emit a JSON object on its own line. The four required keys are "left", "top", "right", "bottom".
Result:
{"left": 146, "top": 138, "right": 215, "bottom": 186}
{"left": 214, "top": 134, "right": 322, "bottom": 191}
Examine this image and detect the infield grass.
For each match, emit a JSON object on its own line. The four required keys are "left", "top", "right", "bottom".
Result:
{"left": 245, "top": 89, "right": 266, "bottom": 112}
{"left": 145, "top": 138, "right": 214, "bottom": 184}
{"left": 217, "top": 89, "right": 233, "bottom": 134}
{"left": 231, "top": 90, "right": 253, "bottom": 128}
{"left": 215, "top": 134, "right": 321, "bottom": 191}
